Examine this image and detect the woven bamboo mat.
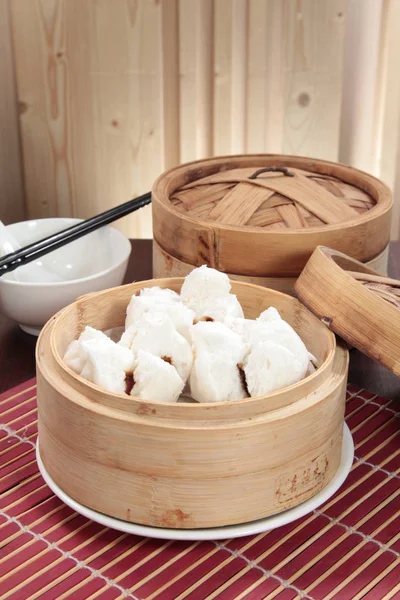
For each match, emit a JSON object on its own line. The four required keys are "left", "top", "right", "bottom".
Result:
{"left": 0, "top": 380, "right": 399, "bottom": 600}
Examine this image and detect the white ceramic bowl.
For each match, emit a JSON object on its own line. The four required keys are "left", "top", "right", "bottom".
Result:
{"left": 0, "top": 218, "right": 132, "bottom": 335}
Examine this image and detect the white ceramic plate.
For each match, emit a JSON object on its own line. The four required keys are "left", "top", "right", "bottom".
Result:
{"left": 36, "top": 424, "right": 353, "bottom": 541}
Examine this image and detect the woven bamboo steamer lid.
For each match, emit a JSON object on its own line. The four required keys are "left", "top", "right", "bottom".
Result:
{"left": 152, "top": 154, "right": 392, "bottom": 277}
{"left": 294, "top": 246, "right": 400, "bottom": 376}
{"left": 36, "top": 277, "right": 347, "bottom": 529}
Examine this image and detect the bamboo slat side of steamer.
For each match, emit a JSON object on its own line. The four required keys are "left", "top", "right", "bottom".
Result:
{"left": 153, "top": 238, "right": 390, "bottom": 296}
{"left": 294, "top": 246, "right": 400, "bottom": 376}
{"left": 36, "top": 277, "right": 347, "bottom": 529}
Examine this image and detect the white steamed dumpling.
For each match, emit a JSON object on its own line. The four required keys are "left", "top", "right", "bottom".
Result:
{"left": 228, "top": 308, "right": 311, "bottom": 377}
{"left": 257, "top": 306, "right": 281, "bottom": 323}
{"left": 225, "top": 316, "right": 259, "bottom": 344}
{"left": 120, "top": 311, "right": 193, "bottom": 382}
{"left": 189, "top": 321, "right": 247, "bottom": 403}
{"left": 63, "top": 326, "right": 108, "bottom": 373}
{"left": 181, "top": 265, "right": 231, "bottom": 301}
{"left": 63, "top": 268, "right": 317, "bottom": 403}
{"left": 130, "top": 349, "right": 184, "bottom": 402}
{"left": 244, "top": 340, "right": 306, "bottom": 397}
{"left": 64, "top": 326, "right": 135, "bottom": 394}
{"left": 126, "top": 286, "right": 194, "bottom": 341}
{"left": 180, "top": 265, "right": 243, "bottom": 322}
{"left": 257, "top": 308, "right": 313, "bottom": 374}
{"left": 226, "top": 307, "right": 315, "bottom": 396}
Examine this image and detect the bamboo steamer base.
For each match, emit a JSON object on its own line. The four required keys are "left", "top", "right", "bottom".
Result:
{"left": 152, "top": 239, "right": 389, "bottom": 296}
{"left": 36, "top": 278, "right": 348, "bottom": 529}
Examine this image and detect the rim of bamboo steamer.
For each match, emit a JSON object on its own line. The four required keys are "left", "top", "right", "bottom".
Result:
{"left": 40, "top": 277, "right": 336, "bottom": 421}
{"left": 294, "top": 246, "right": 400, "bottom": 376}
{"left": 152, "top": 239, "right": 390, "bottom": 295}
{"left": 151, "top": 154, "right": 392, "bottom": 276}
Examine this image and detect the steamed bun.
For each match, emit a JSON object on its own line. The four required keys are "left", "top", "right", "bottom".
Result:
{"left": 181, "top": 265, "right": 231, "bottom": 301}
{"left": 244, "top": 340, "right": 306, "bottom": 396}
{"left": 63, "top": 267, "right": 317, "bottom": 403}
{"left": 257, "top": 306, "right": 281, "bottom": 323}
{"left": 189, "top": 321, "right": 247, "bottom": 403}
{"left": 227, "top": 307, "right": 314, "bottom": 396}
{"left": 126, "top": 286, "right": 194, "bottom": 341}
{"left": 140, "top": 287, "right": 180, "bottom": 302}
{"left": 257, "top": 308, "right": 313, "bottom": 374}
{"left": 225, "top": 316, "right": 259, "bottom": 343}
{"left": 228, "top": 308, "right": 311, "bottom": 377}
{"left": 180, "top": 265, "right": 243, "bottom": 322}
{"left": 130, "top": 349, "right": 184, "bottom": 402}
{"left": 63, "top": 326, "right": 108, "bottom": 373}
{"left": 120, "top": 312, "right": 193, "bottom": 382}
{"left": 64, "top": 326, "right": 135, "bottom": 394}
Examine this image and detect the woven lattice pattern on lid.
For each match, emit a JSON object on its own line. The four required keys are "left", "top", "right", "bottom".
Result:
{"left": 349, "top": 272, "right": 400, "bottom": 310}
{"left": 170, "top": 166, "right": 376, "bottom": 229}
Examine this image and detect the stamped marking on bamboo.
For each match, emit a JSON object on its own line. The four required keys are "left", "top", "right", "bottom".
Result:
{"left": 276, "top": 455, "right": 329, "bottom": 504}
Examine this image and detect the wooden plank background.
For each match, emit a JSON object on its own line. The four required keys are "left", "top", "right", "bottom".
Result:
{"left": 0, "top": 0, "right": 25, "bottom": 225}
{"left": 2, "top": 0, "right": 400, "bottom": 239}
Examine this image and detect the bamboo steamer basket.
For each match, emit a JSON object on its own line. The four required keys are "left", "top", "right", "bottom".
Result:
{"left": 153, "top": 239, "right": 390, "bottom": 297}
{"left": 295, "top": 245, "right": 400, "bottom": 376}
{"left": 152, "top": 155, "right": 392, "bottom": 291}
{"left": 36, "top": 278, "right": 348, "bottom": 529}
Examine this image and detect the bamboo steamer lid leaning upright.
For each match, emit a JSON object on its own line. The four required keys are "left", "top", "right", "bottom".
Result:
{"left": 295, "top": 245, "right": 400, "bottom": 376}
{"left": 152, "top": 155, "right": 392, "bottom": 293}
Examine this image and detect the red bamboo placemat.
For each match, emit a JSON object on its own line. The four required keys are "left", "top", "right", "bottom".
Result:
{"left": 0, "top": 379, "right": 399, "bottom": 600}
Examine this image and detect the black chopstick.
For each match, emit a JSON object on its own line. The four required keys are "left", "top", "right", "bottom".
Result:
{"left": 0, "top": 192, "right": 151, "bottom": 276}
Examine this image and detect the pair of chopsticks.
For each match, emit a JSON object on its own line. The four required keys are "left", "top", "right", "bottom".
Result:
{"left": 0, "top": 192, "right": 151, "bottom": 276}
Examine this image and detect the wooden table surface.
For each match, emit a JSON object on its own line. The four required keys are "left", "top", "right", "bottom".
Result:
{"left": 1, "top": 239, "right": 400, "bottom": 401}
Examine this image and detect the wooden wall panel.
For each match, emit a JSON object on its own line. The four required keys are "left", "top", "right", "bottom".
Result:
{"left": 11, "top": 0, "right": 161, "bottom": 238}
{"left": 338, "top": 0, "right": 383, "bottom": 173}
{"left": 283, "top": 0, "right": 347, "bottom": 160}
{"left": 0, "top": 0, "right": 25, "bottom": 224}
{"left": 374, "top": 0, "right": 400, "bottom": 240}
{"left": 387, "top": 0, "right": 400, "bottom": 240}
{"left": 178, "top": 0, "right": 198, "bottom": 164}
{"left": 230, "top": 0, "right": 247, "bottom": 154}
{"left": 195, "top": 0, "right": 214, "bottom": 158}
{"left": 245, "top": 0, "right": 346, "bottom": 159}
{"left": 179, "top": 0, "right": 214, "bottom": 162}
{"left": 213, "top": 0, "right": 233, "bottom": 156}
{"left": 11, "top": 0, "right": 81, "bottom": 219}
{"left": 161, "top": 0, "right": 180, "bottom": 169}
{"left": 5, "top": 0, "right": 400, "bottom": 239}
{"left": 246, "top": 0, "right": 285, "bottom": 154}
{"left": 86, "top": 0, "right": 161, "bottom": 238}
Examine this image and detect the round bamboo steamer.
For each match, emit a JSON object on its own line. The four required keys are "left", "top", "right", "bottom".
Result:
{"left": 152, "top": 154, "right": 392, "bottom": 279}
{"left": 36, "top": 278, "right": 348, "bottom": 529}
{"left": 153, "top": 238, "right": 389, "bottom": 296}
{"left": 295, "top": 246, "right": 400, "bottom": 376}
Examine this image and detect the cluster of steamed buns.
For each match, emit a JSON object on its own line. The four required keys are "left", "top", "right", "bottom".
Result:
{"left": 64, "top": 266, "right": 316, "bottom": 403}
